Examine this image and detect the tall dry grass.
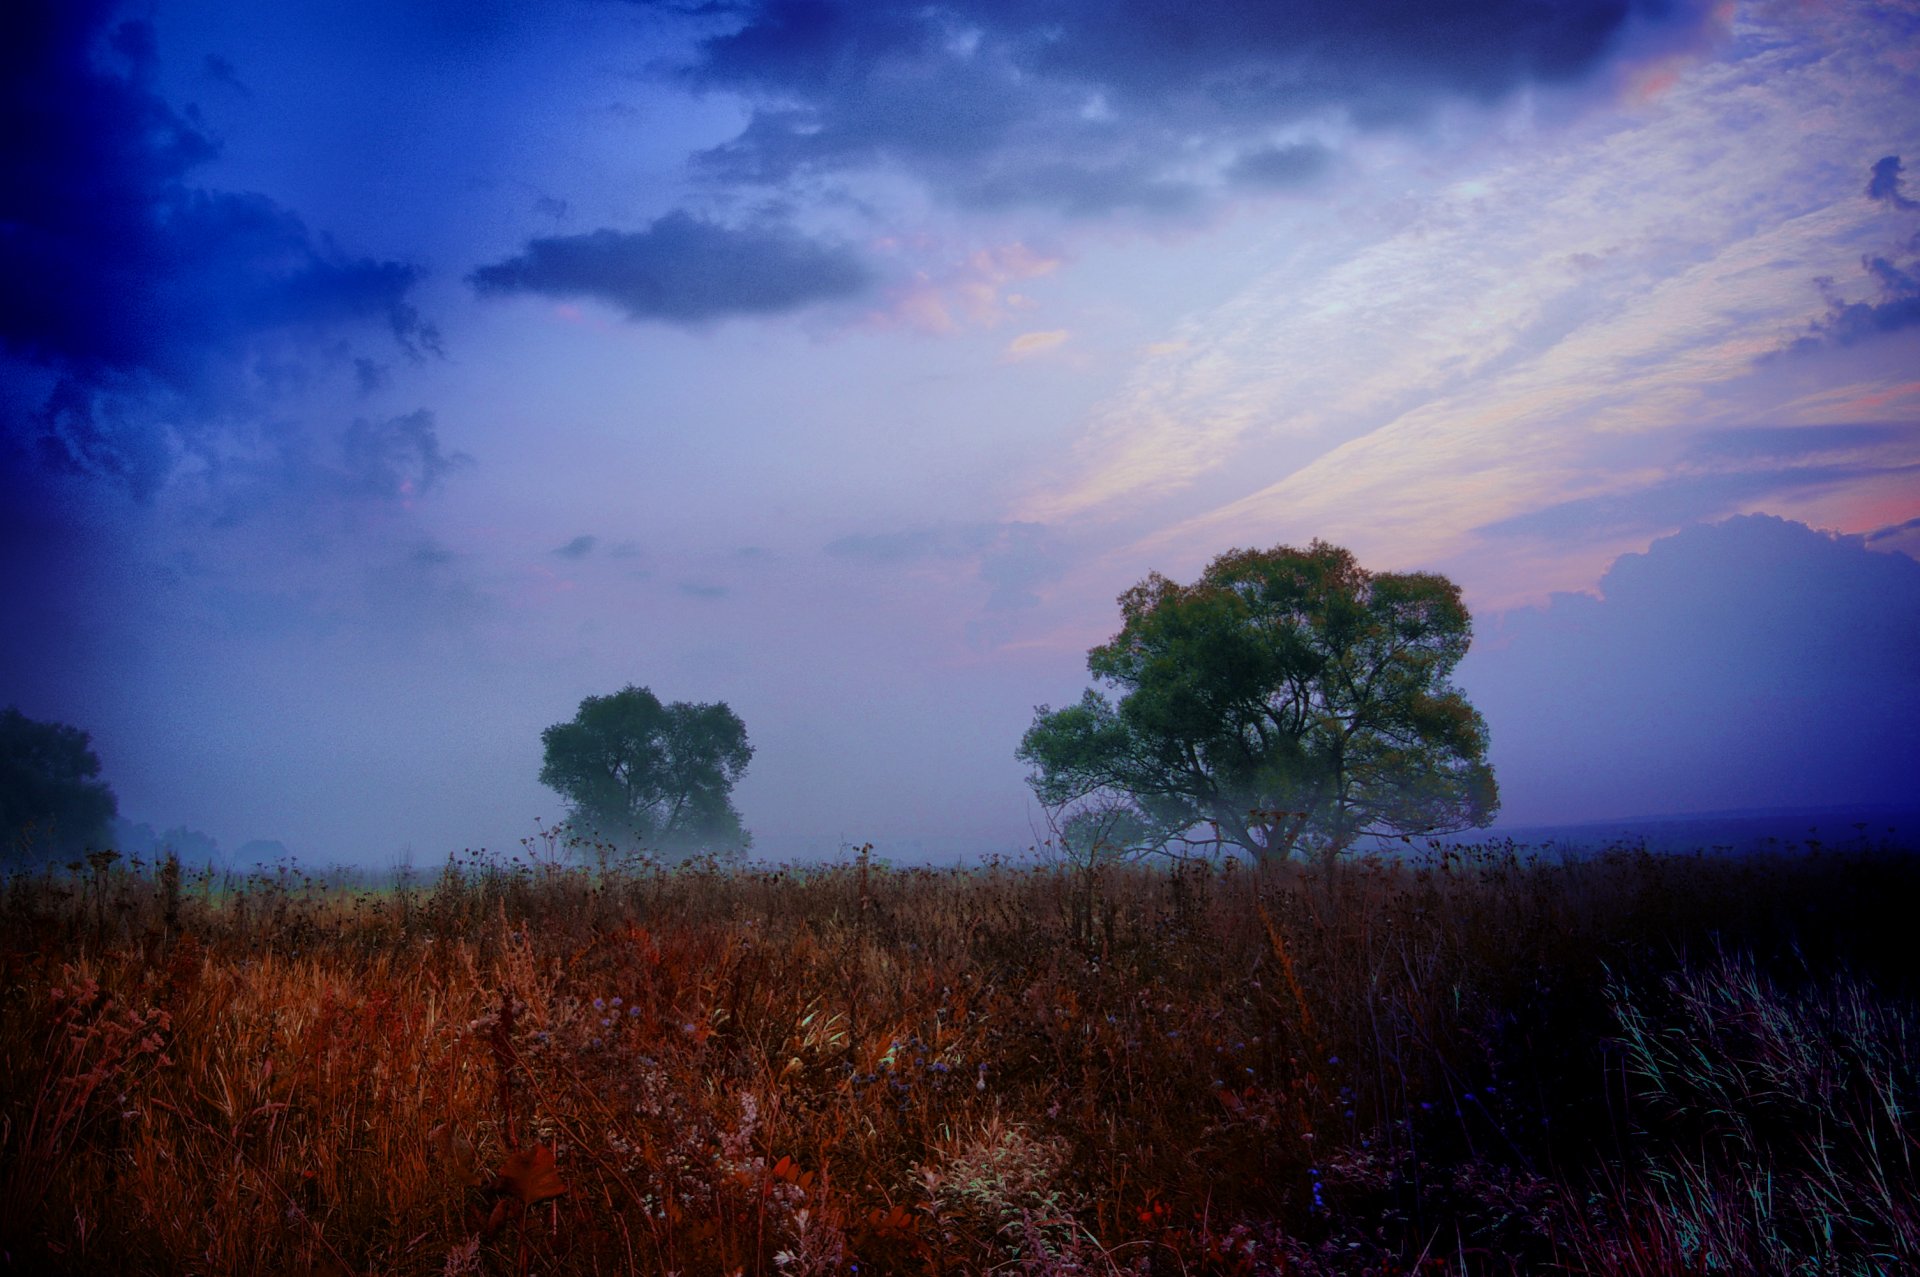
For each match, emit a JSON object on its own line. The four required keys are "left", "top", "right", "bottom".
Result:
{"left": 1, "top": 840, "right": 1914, "bottom": 1274}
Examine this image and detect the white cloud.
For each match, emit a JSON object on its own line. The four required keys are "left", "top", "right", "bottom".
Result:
{"left": 1018, "top": 0, "right": 1920, "bottom": 600}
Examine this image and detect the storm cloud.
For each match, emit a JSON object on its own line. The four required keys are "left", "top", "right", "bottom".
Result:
{"left": 681, "top": 0, "right": 1716, "bottom": 217}
{"left": 1459, "top": 515, "right": 1920, "bottom": 822}
{"left": 0, "top": 1, "right": 439, "bottom": 496}
{"left": 468, "top": 213, "right": 873, "bottom": 323}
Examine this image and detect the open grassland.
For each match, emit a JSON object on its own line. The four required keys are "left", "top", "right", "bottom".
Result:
{"left": 2, "top": 842, "right": 1916, "bottom": 1275}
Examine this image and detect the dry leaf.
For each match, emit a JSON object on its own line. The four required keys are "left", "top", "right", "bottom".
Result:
{"left": 496, "top": 1144, "right": 568, "bottom": 1205}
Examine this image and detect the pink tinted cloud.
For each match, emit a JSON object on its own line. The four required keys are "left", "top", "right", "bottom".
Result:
{"left": 866, "top": 240, "right": 1062, "bottom": 334}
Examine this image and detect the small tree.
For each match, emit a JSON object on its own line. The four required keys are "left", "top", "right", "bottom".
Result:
{"left": 1034, "top": 798, "right": 1154, "bottom": 950}
{"left": 538, "top": 685, "right": 753, "bottom": 858}
{"left": 1, "top": 707, "right": 118, "bottom": 867}
{"left": 1019, "top": 541, "right": 1497, "bottom": 863}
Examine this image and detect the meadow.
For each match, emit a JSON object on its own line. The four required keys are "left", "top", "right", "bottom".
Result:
{"left": 1, "top": 838, "right": 1915, "bottom": 1275}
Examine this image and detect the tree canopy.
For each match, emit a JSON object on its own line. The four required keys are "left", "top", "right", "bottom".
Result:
{"left": 1018, "top": 542, "right": 1498, "bottom": 862}
{"left": 2, "top": 707, "right": 118, "bottom": 866}
{"left": 538, "top": 686, "right": 753, "bottom": 856}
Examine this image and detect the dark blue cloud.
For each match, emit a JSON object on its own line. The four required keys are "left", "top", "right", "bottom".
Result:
{"left": 1459, "top": 515, "right": 1920, "bottom": 822}
{"left": 1227, "top": 144, "right": 1334, "bottom": 191}
{"left": 468, "top": 212, "right": 873, "bottom": 323}
{"left": 1772, "top": 157, "right": 1920, "bottom": 357}
{"left": 676, "top": 0, "right": 1714, "bottom": 217}
{"left": 0, "top": 0, "right": 440, "bottom": 496}
{"left": 1783, "top": 255, "right": 1920, "bottom": 354}
{"left": 1867, "top": 155, "right": 1919, "bottom": 211}
{"left": 1866, "top": 515, "right": 1920, "bottom": 544}
{"left": 553, "top": 534, "right": 599, "bottom": 559}
{"left": 337, "top": 410, "right": 469, "bottom": 502}
{"left": 1, "top": 2, "right": 480, "bottom": 732}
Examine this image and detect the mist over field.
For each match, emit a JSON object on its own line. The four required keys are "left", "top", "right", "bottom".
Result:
{"left": 3, "top": 0, "right": 1917, "bottom": 865}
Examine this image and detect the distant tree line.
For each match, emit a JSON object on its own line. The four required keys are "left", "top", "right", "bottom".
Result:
{"left": 6, "top": 540, "right": 1499, "bottom": 870}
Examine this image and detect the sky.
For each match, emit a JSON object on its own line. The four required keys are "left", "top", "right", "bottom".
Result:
{"left": 3, "top": 0, "right": 1918, "bottom": 865}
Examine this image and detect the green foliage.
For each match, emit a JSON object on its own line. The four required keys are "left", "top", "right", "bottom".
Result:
{"left": 0, "top": 707, "right": 118, "bottom": 867}
{"left": 1020, "top": 541, "right": 1497, "bottom": 861}
{"left": 538, "top": 685, "right": 753, "bottom": 857}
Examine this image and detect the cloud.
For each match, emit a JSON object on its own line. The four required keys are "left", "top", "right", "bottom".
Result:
{"left": 956, "top": 161, "right": 1204, "bottom": 219}
{"left": 871, "top": 241, "right": 1059, "bottom": 333}
{"left": 678, "top": 580, "right": 729, "bottom": 598}
{"left": 338, "top": 411, "right": 470, "bottom": 502}
{"left": 1866, "top": 514, "right": 1920, "bottom": 543}
{"left": 1867, "top": 155, "right": 1919, "bottom": 211}
{"left": 469, "top": 212, "right": 873, "bottom": 323}
{"left": 1003, "top": 330, "right": 1069, "bottom": 361}
{"left": 553, "top": 534, "right": 599, "bottom": 559}
{"left": 679, "top": 0, "right": 1717, "bottom": 219}
{"left": 827, "top": 520, "right": 1063, "bottom": 611}
{"left": 0, "top": 2, "right": 439, "bottom": 497}
{"left": 1684, "top": 422, "right": 1920, "bottom": 461}
{"left": 1458, "top": 515, "right": 1920, "bottom": 822}
{"left": 201, "top": 53, "right": 247, "bottom": 94}
{"left": 1024, "top": 3, "right": 1920, "bottom": 582}
{"left": 826, "top": 523, "right": 996, "bottom": 563}
{"left": 1771, "top": 157, "right": 1920, "bottom": 357}
{"left": 1864, "top": 513, "right": 1920, "bottom": 558}
{"left": 1473, "top": 424, "right": 1920, "bottom": 543}
{"left": 1227, "top": 143, "right": 1334, "bottom": 190}
{"left": 1781, "top": 253, "right": 1920, "bottom": 355}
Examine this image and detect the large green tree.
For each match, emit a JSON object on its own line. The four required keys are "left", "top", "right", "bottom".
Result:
{"left": 2, "top": 707, "right": 118, "bottom": 866}
{"left": 1019, "top": 542, "right": 1498, "bottom": 863}
{"left": 539, "top": 686, "right": 753, "bottom": 856}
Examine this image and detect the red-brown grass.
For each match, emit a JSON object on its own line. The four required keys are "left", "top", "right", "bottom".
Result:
{"left": 1, "top": 839, "right": 1914, "bottom": 1274}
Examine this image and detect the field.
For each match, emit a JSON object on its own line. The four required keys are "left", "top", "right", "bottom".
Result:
{"left": 2, "top": 840, "right": 1916, "bottom": 1275}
